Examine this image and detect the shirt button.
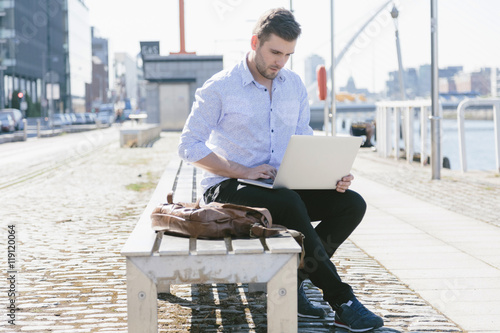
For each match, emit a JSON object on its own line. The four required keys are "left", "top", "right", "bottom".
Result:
{"left": 264, "top": 89, "right": 267, "bottom": 92}
{"left": 271, "top": 129, "right": 274, "bottom": 133}
{"left": 272, "top": 150, "right": 274, "bottom": 153}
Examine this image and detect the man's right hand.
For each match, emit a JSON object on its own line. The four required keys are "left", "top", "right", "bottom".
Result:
{"left": 193, "top": 153, "right": 277, "bottom": 180}
{"left": 244, "top": 164, "right": 277, "bottom": 180}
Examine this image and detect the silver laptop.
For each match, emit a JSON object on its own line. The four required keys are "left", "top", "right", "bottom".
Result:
{"left": 238, "top": 135, "right": 362, "bottom": 190}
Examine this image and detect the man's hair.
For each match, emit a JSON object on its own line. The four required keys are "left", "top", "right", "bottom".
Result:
{"left": 252, "top": 8, "right": 301, "bottom": 43}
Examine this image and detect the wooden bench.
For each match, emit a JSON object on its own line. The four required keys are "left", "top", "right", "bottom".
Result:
{"left": 121, "top": 158, "right": 302, "bottom": 332}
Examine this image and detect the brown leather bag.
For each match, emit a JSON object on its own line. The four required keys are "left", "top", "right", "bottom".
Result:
{"left": 151, "top": 193, "right": 285, "bottom": 239}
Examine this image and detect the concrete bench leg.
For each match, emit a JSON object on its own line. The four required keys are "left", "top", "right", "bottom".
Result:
{"left": 126, "top": 259, "right": 158, "bottom": 333}
{"left": 267, "top": 256, "right": 298, "bottom": 333}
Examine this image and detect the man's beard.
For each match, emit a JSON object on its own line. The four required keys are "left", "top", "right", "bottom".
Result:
{"left": 255, "top": 53, "right": 280, "bottom": 80}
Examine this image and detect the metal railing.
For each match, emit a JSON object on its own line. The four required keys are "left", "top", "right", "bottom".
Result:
{"left": 375, "top": 99, "right": 435, "bottom": 166}
{"left": 457, "top": 98, "right": 500, "bottom": 173}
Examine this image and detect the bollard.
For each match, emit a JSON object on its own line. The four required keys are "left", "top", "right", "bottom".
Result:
{"left": 37, "top": 119, "right": 41, "bottom": 138}
{"left": 23, "top": 119, "right": 28, "bottom": 141}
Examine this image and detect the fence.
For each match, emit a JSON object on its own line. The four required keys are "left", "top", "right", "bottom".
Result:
{"left": 375, "top": 99, "right": 434, "bottom": 166}
{"left": 457, "top": 98, "right": 500, "bottom": 173}
{"left": 376, "top": 98, "right": 500, "bottom": 173}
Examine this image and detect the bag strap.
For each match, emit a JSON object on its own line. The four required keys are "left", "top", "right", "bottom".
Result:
{"left": 214, "top": 203, "right": 273, "bottom": 225}
{"left": 166, "top": 192, "right": 201, "bottom": 208}
{"left": 249, "top": 223, "right": 286, "bottom": 238}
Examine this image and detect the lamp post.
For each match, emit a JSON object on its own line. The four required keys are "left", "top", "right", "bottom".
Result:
{"left": 330, "top": 0, "right": 336, "bottom": 136}
{"left": 390, "top": 4, "right": 405, "bottom": 100}
{"left": 430, "top": 0, "right": 441, "bottom": 179}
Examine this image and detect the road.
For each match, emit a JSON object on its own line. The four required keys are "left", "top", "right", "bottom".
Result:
{"left": 0, "top": 126, "right": 119, "bottom": 191}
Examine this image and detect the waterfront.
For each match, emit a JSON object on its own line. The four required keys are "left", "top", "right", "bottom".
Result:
{"left": 335, "top": 112, "right": 497, "bottom": 171}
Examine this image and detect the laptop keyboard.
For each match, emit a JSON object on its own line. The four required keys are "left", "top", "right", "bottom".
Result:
{"left": 258, "top": 178, "right": 274, "bottom": 185}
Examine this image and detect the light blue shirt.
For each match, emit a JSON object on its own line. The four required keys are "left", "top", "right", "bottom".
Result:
{"left": 178, "top": 55, "right": 313, "bottom": 192}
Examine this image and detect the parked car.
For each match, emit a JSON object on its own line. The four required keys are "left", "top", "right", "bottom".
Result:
{"left": 96, "top": 111, "right": 114, "bottom": 125}
{"left": 0, "top": 108, "right": 24, "bottom": 130}
{"left": 73, "top": 113, "right": 86, "bottom": 125}
{"left": 0, "top": 113, "right": 15, "bottom": 132}
{"left": 67, "top": 113, "right": 77, "bottom": 125}
{"left": 84, "top": 113, "right": 96, "bottom": 124}
{"left": 50, "top": 114, "right": 66, "bottom": 127}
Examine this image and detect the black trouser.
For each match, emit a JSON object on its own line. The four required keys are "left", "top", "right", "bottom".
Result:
{"left": 203, "top": 179, "right": 366, "bottom": 306}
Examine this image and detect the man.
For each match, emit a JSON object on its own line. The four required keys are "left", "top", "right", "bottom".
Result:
{"left": 178, "top": 8, "right": 384, "bottom": 332}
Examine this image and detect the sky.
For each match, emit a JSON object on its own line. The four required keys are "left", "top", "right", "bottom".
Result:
{"left": 85, "top": 0, "right": 500, "bottom": 94}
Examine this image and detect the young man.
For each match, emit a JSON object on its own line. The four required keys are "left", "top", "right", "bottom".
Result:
{"left": 178, "top": 8, "right": 384, "bottom": 332}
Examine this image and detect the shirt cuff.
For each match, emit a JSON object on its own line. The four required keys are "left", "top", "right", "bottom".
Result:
{"left": 179, "top": 143, "right": 213, "bottom": 163}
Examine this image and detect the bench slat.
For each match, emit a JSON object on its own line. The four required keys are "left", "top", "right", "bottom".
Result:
{"left": 121, "top": 159, "right": 181, "bottom": 256}
{"left": 195, "top": 239, "right": 228, "bottom": 255}
{"left": 195, "top": 168, "right": 204, "bottom": 199}
{"left": 232, "top": 238, "right": 265, "bottom": 254}
{"left": 174, "top": 163, "right": 195, "bottom": 203}
{"left": 158, "top": 234, "right": 190, "bottom": 255}
{"left": 265, "top": 234, "right": 302, "bottom": 254}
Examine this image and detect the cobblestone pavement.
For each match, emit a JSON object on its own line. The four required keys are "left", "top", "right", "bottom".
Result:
{"left": 2, "top": 130, "right": 486, "bottom": 332}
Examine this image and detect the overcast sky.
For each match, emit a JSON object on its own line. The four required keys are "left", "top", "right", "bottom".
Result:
{"left": 85, "top": 0, "right": 500, "bottom": 93}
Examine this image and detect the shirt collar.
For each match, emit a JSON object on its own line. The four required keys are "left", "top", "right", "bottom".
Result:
{"left": 240, "top": 53, "right": 287, "bottom": 87}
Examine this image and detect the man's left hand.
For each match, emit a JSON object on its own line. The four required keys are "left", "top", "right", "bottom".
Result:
{"left": 336, "top": 174, "right": 354, "bottom": 193}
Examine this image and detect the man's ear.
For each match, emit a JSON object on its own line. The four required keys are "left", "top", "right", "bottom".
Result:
{"left": 250, "top": 35, "right": 259, "bottom": 50}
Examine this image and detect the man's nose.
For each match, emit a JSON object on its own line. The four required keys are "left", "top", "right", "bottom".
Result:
{"left": 276, "top": 56, "right": 287, "bottom": 68}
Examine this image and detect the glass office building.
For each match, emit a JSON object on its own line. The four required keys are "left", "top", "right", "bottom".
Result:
{"left": 66, "top": 0, "right": 91, "bottom": 113}
{"left": 0, "top": 0, "right": 91, "bottom": 114}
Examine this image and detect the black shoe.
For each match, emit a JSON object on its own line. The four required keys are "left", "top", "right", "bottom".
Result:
{"left": 333, "top": 297, "right": 384, "bottom": 332}
{"left": 297, "top": 282, "right": 326, "bottom": 319}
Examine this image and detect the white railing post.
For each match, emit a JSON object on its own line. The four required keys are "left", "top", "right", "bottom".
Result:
{"left": 457, "top": 98, "right": 500, "bottom": 173}
{"left": 376, "top": 99, "right": 432, "bottom": 164}
{"left": 420, "top": 105, "right": 428, "bottom": 166}
{"left": 393, "top": 107, "right": 400, "bottom": 160}
{"left": 457, "top": 100, "right": 468, "bottom": 172}
{"left": 493, "top": 101, "right": 500, "bottom": 173}
{"left": 405, "top": 106, "right": 414, "bottom": 163}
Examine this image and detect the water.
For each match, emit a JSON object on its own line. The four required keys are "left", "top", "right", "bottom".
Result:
{"left": 441, "top": 118, "right": 496, "bottom": 171}
{"left": 335, "top": 113, "right": 497, "bottom": 171}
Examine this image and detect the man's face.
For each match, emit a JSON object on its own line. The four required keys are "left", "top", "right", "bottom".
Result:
{"left": 252, "top": 33, "right": 297, "bottom": 80}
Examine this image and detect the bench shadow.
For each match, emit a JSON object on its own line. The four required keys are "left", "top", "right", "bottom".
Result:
{"left": 158, "top": 283, "right": 267, "bottom": 332}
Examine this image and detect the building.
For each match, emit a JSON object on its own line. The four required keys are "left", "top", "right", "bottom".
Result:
{"left": 141, "top": 42, "right": 223, "bottom": 130}
{"left": 418, "top": 64, "right": 431, "bottom": 97}
{"left": 339, "top": 76, "right": 369, "bottom": 101}
{"left": 0, "top": 0, "right": 66, "bottom": 116}
{"left": 0, "top": 0, "right": 91, "bottom": 115}
{"left": 491, "top": 68, "right": 499, "bottom": 97}
{"left": 114, "top": 52, "right": 139, "bottom": 109}
{"left": 86, "top": 27, "right": 109, "bottom": 111}
{"left": 454, "top": 68, "right": 491, "bottom": 96}
{"left": 304, "top": 54, "right": 325, "bottom": 88}
{"left": 66, "top": 0, "right": 91, "bottom": 113}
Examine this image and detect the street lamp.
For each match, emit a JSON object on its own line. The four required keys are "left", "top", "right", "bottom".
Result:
{"left": 390, "top": 4, "right": 405, "bottom": 100}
